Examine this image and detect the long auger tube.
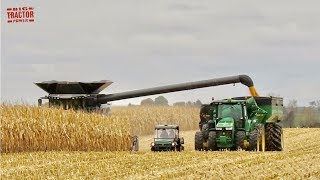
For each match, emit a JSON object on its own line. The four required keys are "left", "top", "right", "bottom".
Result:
{"left": 97, "top": 74, "right": 259, "bottom": 104}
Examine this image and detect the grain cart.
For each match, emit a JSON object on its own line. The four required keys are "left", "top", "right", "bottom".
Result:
{"left": 195, "top": 96, "right": 284, "bottom": 151}
{"left": 35, "top": 75, "right": 259, "bottom": 112}
{"left": 151, "top": 125, "right": 184, "bottom": 151}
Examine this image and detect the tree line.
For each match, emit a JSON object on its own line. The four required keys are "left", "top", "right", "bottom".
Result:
{"left": 282, "top": 99, "right": 320, "bottom": 128}
{"left": 128, "top": 96, "right": 202, "bottom": 107}
{"left": 128, "top": 96, "right": 320, "bottom": 128}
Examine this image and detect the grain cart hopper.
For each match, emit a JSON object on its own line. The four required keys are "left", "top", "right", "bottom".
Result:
{"left": 35, "top": 75, "right": 259, "bottom": 112}
{"left": 196, "top": 96, "right": 284, "bottom": 152}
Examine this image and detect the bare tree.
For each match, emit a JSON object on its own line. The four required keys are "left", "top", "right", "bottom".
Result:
{"left": 309, "top": 100, "right": 320, "bottom": 111}
{"left": 286, "top": 99, "right": 297, "bottom": 128}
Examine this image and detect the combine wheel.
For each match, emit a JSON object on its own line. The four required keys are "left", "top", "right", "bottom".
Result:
{"left": 195, "top": 131, "right": 204, "bottom": 151}
{"left": 266, "top": 123, "right": 284, "bottom": 151}
{"left": 207, "top": 131, "right": 217, "bottom": 151}
{"left": 235, "top": 131, "right": 246, "bottom": 150}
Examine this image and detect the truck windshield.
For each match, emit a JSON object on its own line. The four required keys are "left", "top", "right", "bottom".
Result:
{"left": 155, "top": 129, "right": 177, "bottom": 138}
{"left": 218, "top": 104, "right": 243, "bottom": 120}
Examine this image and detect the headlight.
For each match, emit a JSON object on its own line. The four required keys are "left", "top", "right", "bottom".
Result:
{"left": 216, "top": 127, "right": 222, "bottom": 130}
{"left": 151, "top": 142, "right": 155, "bottom": 147}
{"left": 171, "top": 142, "right": 175, "bottom": 146}
{"left": 225, "top": 127, "right": 233, "bottom": 130}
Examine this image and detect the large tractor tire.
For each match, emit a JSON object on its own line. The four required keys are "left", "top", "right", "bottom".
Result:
{"left": 208, "top": 131, "right": 217, "bottom": 151}
{"left": 195, "top": 131, "right": 204, "bottom": 151}
{"left": 248, "top": 129, "right": 259, "bottom": 151}
{"left": 201, "top": 123, "right": 209, "bottom": 140}
{"left": 265, "top": 123, "right": 284, "bottom": 151}
{"left": 235, "top": 131, "right": 246, "bottom": 150}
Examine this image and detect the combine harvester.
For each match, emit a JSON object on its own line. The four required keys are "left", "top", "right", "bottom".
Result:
{"left": 35, "top": 75, "right": 283, "bottom": 152}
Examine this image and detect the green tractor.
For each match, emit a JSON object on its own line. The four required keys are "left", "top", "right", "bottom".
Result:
{"left": 151, "top": 125, "right": 184, "bottom": 151}
{"left": 195, "top": 96, "right": 284, "bottom": 151}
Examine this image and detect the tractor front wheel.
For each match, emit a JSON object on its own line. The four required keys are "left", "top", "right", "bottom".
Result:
{"left": 195, "top": 131, "right": 204, "bottom": 151}
{"left": 248, "top": 129, "right": 258, "bottom": 151}
{"left": 208, "top": 131, "right": 217, "bottom": 151}
{"left": 235, "top": 131, "right": 246, "bottom": 150}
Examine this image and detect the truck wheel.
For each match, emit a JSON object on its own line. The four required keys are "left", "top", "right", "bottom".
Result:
{"left": 266, "top": 123, "right": 283, "bottom": 151}
{"left": 208, "top": 131, "right": 217, "bottom": 151}
{"left": 235, "top": 131, "right": 246, "bottom": 150}
{"left": 195, "top": 131, "right": 204, "bottom": 151}
{"left": 248, "top": 129, "right": 258, "bottom": 151}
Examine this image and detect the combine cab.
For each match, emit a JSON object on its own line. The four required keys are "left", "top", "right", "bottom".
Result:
{"left": 196, "top": 96, "right": 284, "bottom": 151}
{"left": 151, "top": 125, "right": 184, "bottom": 151}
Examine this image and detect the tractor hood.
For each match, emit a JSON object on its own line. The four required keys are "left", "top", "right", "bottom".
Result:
{"left": 216, "top": 117, "right": 235, "bottom": 128}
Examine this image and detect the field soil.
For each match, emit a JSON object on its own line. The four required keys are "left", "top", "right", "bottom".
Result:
{"left": 1, "top": 128, "right": 320, "bottom": 179}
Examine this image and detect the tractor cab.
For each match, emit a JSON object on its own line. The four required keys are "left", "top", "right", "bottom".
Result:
{"left": 151, "top": 125, "right": 184, "bottom": 151}
{"left": 210, "top": 99, "right": 248, "bottom": 130}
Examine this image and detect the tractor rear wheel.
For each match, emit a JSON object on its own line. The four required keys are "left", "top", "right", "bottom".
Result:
{"left": 208, "top": 131, "right": 217, "bottom": 151}
{"left": 265, "top": 123, "right": 283, "bottom": 151}
{"left": 248, "top": 129, "right": 258, "bottom": 151}
{"left": 195, "top": 131, "right": 204, "bottom": 151}
{"left": 235, "top": 131, "right": 246, "bottom": 150}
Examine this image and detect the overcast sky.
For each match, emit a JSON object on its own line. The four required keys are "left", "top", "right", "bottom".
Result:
{"left": 1, "top": 0, "right": 320, "bottom": 106}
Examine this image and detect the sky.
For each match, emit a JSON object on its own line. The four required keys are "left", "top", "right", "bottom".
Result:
{"left": 1, "top": 0, "right": 320, "bottom": 106}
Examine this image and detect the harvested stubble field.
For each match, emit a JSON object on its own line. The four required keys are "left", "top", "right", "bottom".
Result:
{"left": 1, "top": 105, "right": 320, "bottom": 179}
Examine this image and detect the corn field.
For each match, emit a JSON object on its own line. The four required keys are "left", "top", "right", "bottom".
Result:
{"left": 2, "top": 104, "right": 319, "bottom": 179}
{"left": 0, "top": 104, "right": 199, "bottom": 153}
{"left": 111, "top": 106, "right": 199, "bottom": 135}
{"left": 1, "top": 128, "right": 320, "bottom": 179}
{"left": 0, "top": 104, "right": 133, "bottom": 153}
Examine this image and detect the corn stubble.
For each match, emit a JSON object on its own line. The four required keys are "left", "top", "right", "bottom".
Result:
{"left": 1, "top": 129, "right": 320, "bottom": 179}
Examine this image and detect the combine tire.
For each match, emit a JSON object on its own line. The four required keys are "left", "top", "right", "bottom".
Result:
{"left": 208, "top": 131, "right": 217, "bottom": 151}
{"left": 248, "top": 129, "right": 258, "bottom": 151}
{"left": 266, "top": 123, "right": 283, "bottom": 151}
{"left": 195, "top": 131, "right": 204, "bottom": 150}
{"left": 235, "top": 131, "right": 246, "bottom": 150}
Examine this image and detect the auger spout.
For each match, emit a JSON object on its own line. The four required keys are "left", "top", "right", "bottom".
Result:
{"left": 97, "top": 74, "right": 259, "bottom": 104}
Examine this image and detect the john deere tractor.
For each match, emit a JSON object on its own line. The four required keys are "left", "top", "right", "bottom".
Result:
{"left": 195, "top": 96, "right": 284, "bottom": 151}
